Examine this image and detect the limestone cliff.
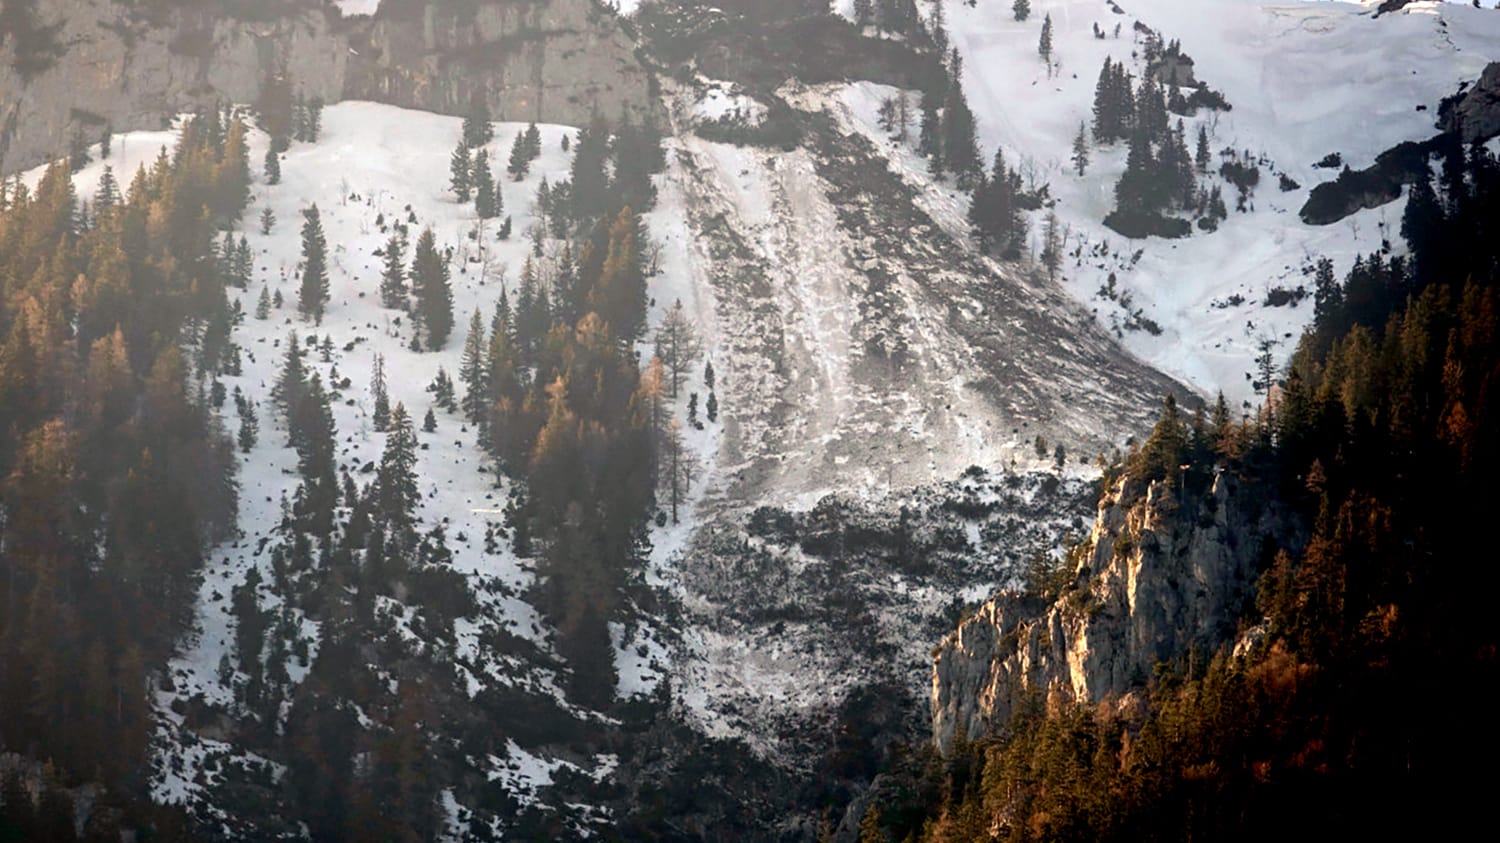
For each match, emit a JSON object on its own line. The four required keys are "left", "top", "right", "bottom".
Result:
{"left": 930, "top": 469, "right": 1295, "bottom": 752}
{"left": 0, "top": 0, "right": 653, "bottom": 174}
{"left": 1440, "top": 61, "right": 1500, "bottom": 145}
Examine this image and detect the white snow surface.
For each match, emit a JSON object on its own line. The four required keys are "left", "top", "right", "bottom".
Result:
{"left": 33, "top": 102, "right": 655, "bottom": 833}
{"left": 826, "top": 0, "right": 1500, "bottom": 406}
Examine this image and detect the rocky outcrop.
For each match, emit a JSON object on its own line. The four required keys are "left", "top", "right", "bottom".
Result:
{"left": 343, "top": 0, "right": 652, "bottom": 130}
{"left": 930, "top": 470, "right": 1294, "bottom": 752}
{"left": 1439, "top": 61, "right": 1500, "bottom": 144}
{"left": 1301, "top": 62, "right": 1500, "bottom": 226}
{"left": 0, "top": 0, "right": 653, "bottom": 174}
{"left": 1298, "top": 136, "right": 1438, "bottom": 225}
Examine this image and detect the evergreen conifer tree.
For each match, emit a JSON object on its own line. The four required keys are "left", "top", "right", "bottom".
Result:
{"left": 260, "top": 206, "right": 275, "bottom": 234}
{"left": 462, "top": 94, "right": 493, "bottom": 149}
{"left": 473, "top": 150, "right": 497, "bottom": 218}
{"left": 508, "top": 128, "right": 532, "bottom": 181}
{"left": 919, "top": 88, "right": 945, "bottom": 175}
{"left": 1072, "top": 122, "right": 1090, "bottom": 176}
{"left": 239, "top": 401, "right": 259, "bottom": 452}
{"left": 1039, "top": 14, "right": 1054, "bottom": 67}
{"left": 459, "top": 309, "right": 489, "bottom": 424}
{"left": 372, "top": 353, "right": 391, "bottom": 432}
{"left": 379, "top": 233, "right": 407, "bottom": 310}
{"left": 942, "top": 54, "right": 982, "bottom": 187}
{"left": 377, "top": 403, "right": 420, "bottom": 531}
{"left": 264, "top": 147, "right": 281, "bottom": 184}
{"left": 297, "top": 204, "right": 329, "bottom": 324}
{"left": 274, "top": 331, "right": 307, "bottom": 420}
{"left": 1013, "top": 0, "right": 1031, "bottom": 21}
{"left": 411, "top": 228, "right": 453, "bottom": 350}
{"left": 449, "top": 142, "right": 471, "bottom": 201}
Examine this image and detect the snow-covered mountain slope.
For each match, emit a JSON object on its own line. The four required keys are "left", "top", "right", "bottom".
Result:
{"left": 33, "top": 79, "right": 1174, "bottom": 831}
{"left": 826, "top": 0, "right": 1500, "bottom": 407}
{"left": 35, "top": 103, "right": 649, "bottom": 837}
{"left": 28, "top": 2, "right": 1495, "bottom": 834}
{"left": 643, "top": 71, "right": 1204, "bottom": 757}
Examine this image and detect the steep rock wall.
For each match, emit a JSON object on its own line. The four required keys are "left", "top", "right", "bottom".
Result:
{"left": 930, "top": 470, "right": 1294, "bottom": 752}
{"left": 0, "top": 0, "right": 653, "bottom": 174}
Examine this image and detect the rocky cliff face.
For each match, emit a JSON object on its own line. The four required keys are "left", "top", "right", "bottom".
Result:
{"left": 1440, "top": 61, "right": 1500, "bottom": 144}
{"left": 930, "top": 469, "right": 1294, "bottom": 752}
{"left": 0, "top": 0, "right": 653, "bottom": 174}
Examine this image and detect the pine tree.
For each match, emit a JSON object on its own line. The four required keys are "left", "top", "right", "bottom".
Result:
{"left": 239, "top": 401, "right": 259, "bottom": 452}
{"left": 431, "top": 367, "right": 456, "bottom": 411}
{"left": 1401, "top": 162, "right": 1445, "bottom": 282}
{"left": 423, "top": 407, "right": 437, "bottom": 432}
{"left": 411, "top": 228, "right": 453, "bottom": 350}
{"left": 298, "top": 204, "right": 329, "bottom": 324}
{"left": 234, "top": 237, "right": 253, "bottom": 288}
{"left": 260, "top": 206, "right": 275, "bottom": 234}
{"left": 1039, "top": 14, "right": 1054, "bottom": 67}
{"left": 1115, "top": 127, "right": 1163, "bottom": 217}
{"left": 256, "top": 285, "right": 272, "bottom": 319}
{"left": 377, "top": 403, "right": 420, "bottom": 531}
{"left": 379, "top": 233, "right": 406, "bottom": 310}
{"left": 507, "top": 128, "right": 532, "bottom": 181}
{"left": 274, "top": 334, "right": 307, "bottom": 424}
{"left": 459, "top": 309, "right": 488, "bottom": 424}
{"left": 654, "top": 299, "right": 704, "bottom": 398}
{"left": 970, "top": 148, "right": 1027, "bottom": 258}
{"left": 219, "top": 117, "right": 252, "bottom": 221}
{"left": 372, "top": 353, "right": 391, "bottom": 432}
{"left": 449, "top": 142, "right": 471, "bottom": 201}
{"left": 462, "top": 94, "right": 492, "bottom": 149}
{"left": 1195, "top": 124, "right": 1212, "bottom": 173}
{"left": 929, "top": 0, "right": 949, "bottom": 54}
{"left": 69, "top": 125, "right": 91, "bottom": 171}
{"left": 473, "top": 150, "right": 497, "bottom": 218}
{"left": 919, "top": 88, "right": 944, "bottom": 175}
{"left": 707, "top": 390, "right": 718, "bottom": 423}
{"left": 264, "top": 147, "right": 281, "bottom": 184}
{"left": 942, "top": 53, "right": 981, "bottom": 186}
{"left": 524, "top": 123, "right": 541, "bottom": 159}
{"left": 95, "top": 166, "right": 121, "bottom": 213}
{"left": 878, "top": 97, "right": 898, "bottom": 134}
{"left": 1013, "top": 0, "right": 1031, "bottom": 21}
{"left": 1072, "top": 122, "right": 1090, "bottom": 176}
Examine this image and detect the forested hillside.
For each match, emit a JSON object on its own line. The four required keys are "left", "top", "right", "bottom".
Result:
{"left": 0, "top": 111, "right": 247, "bottom": 835}
{"left": 851, "top": 126, "right": 1500, "bottom": 843}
